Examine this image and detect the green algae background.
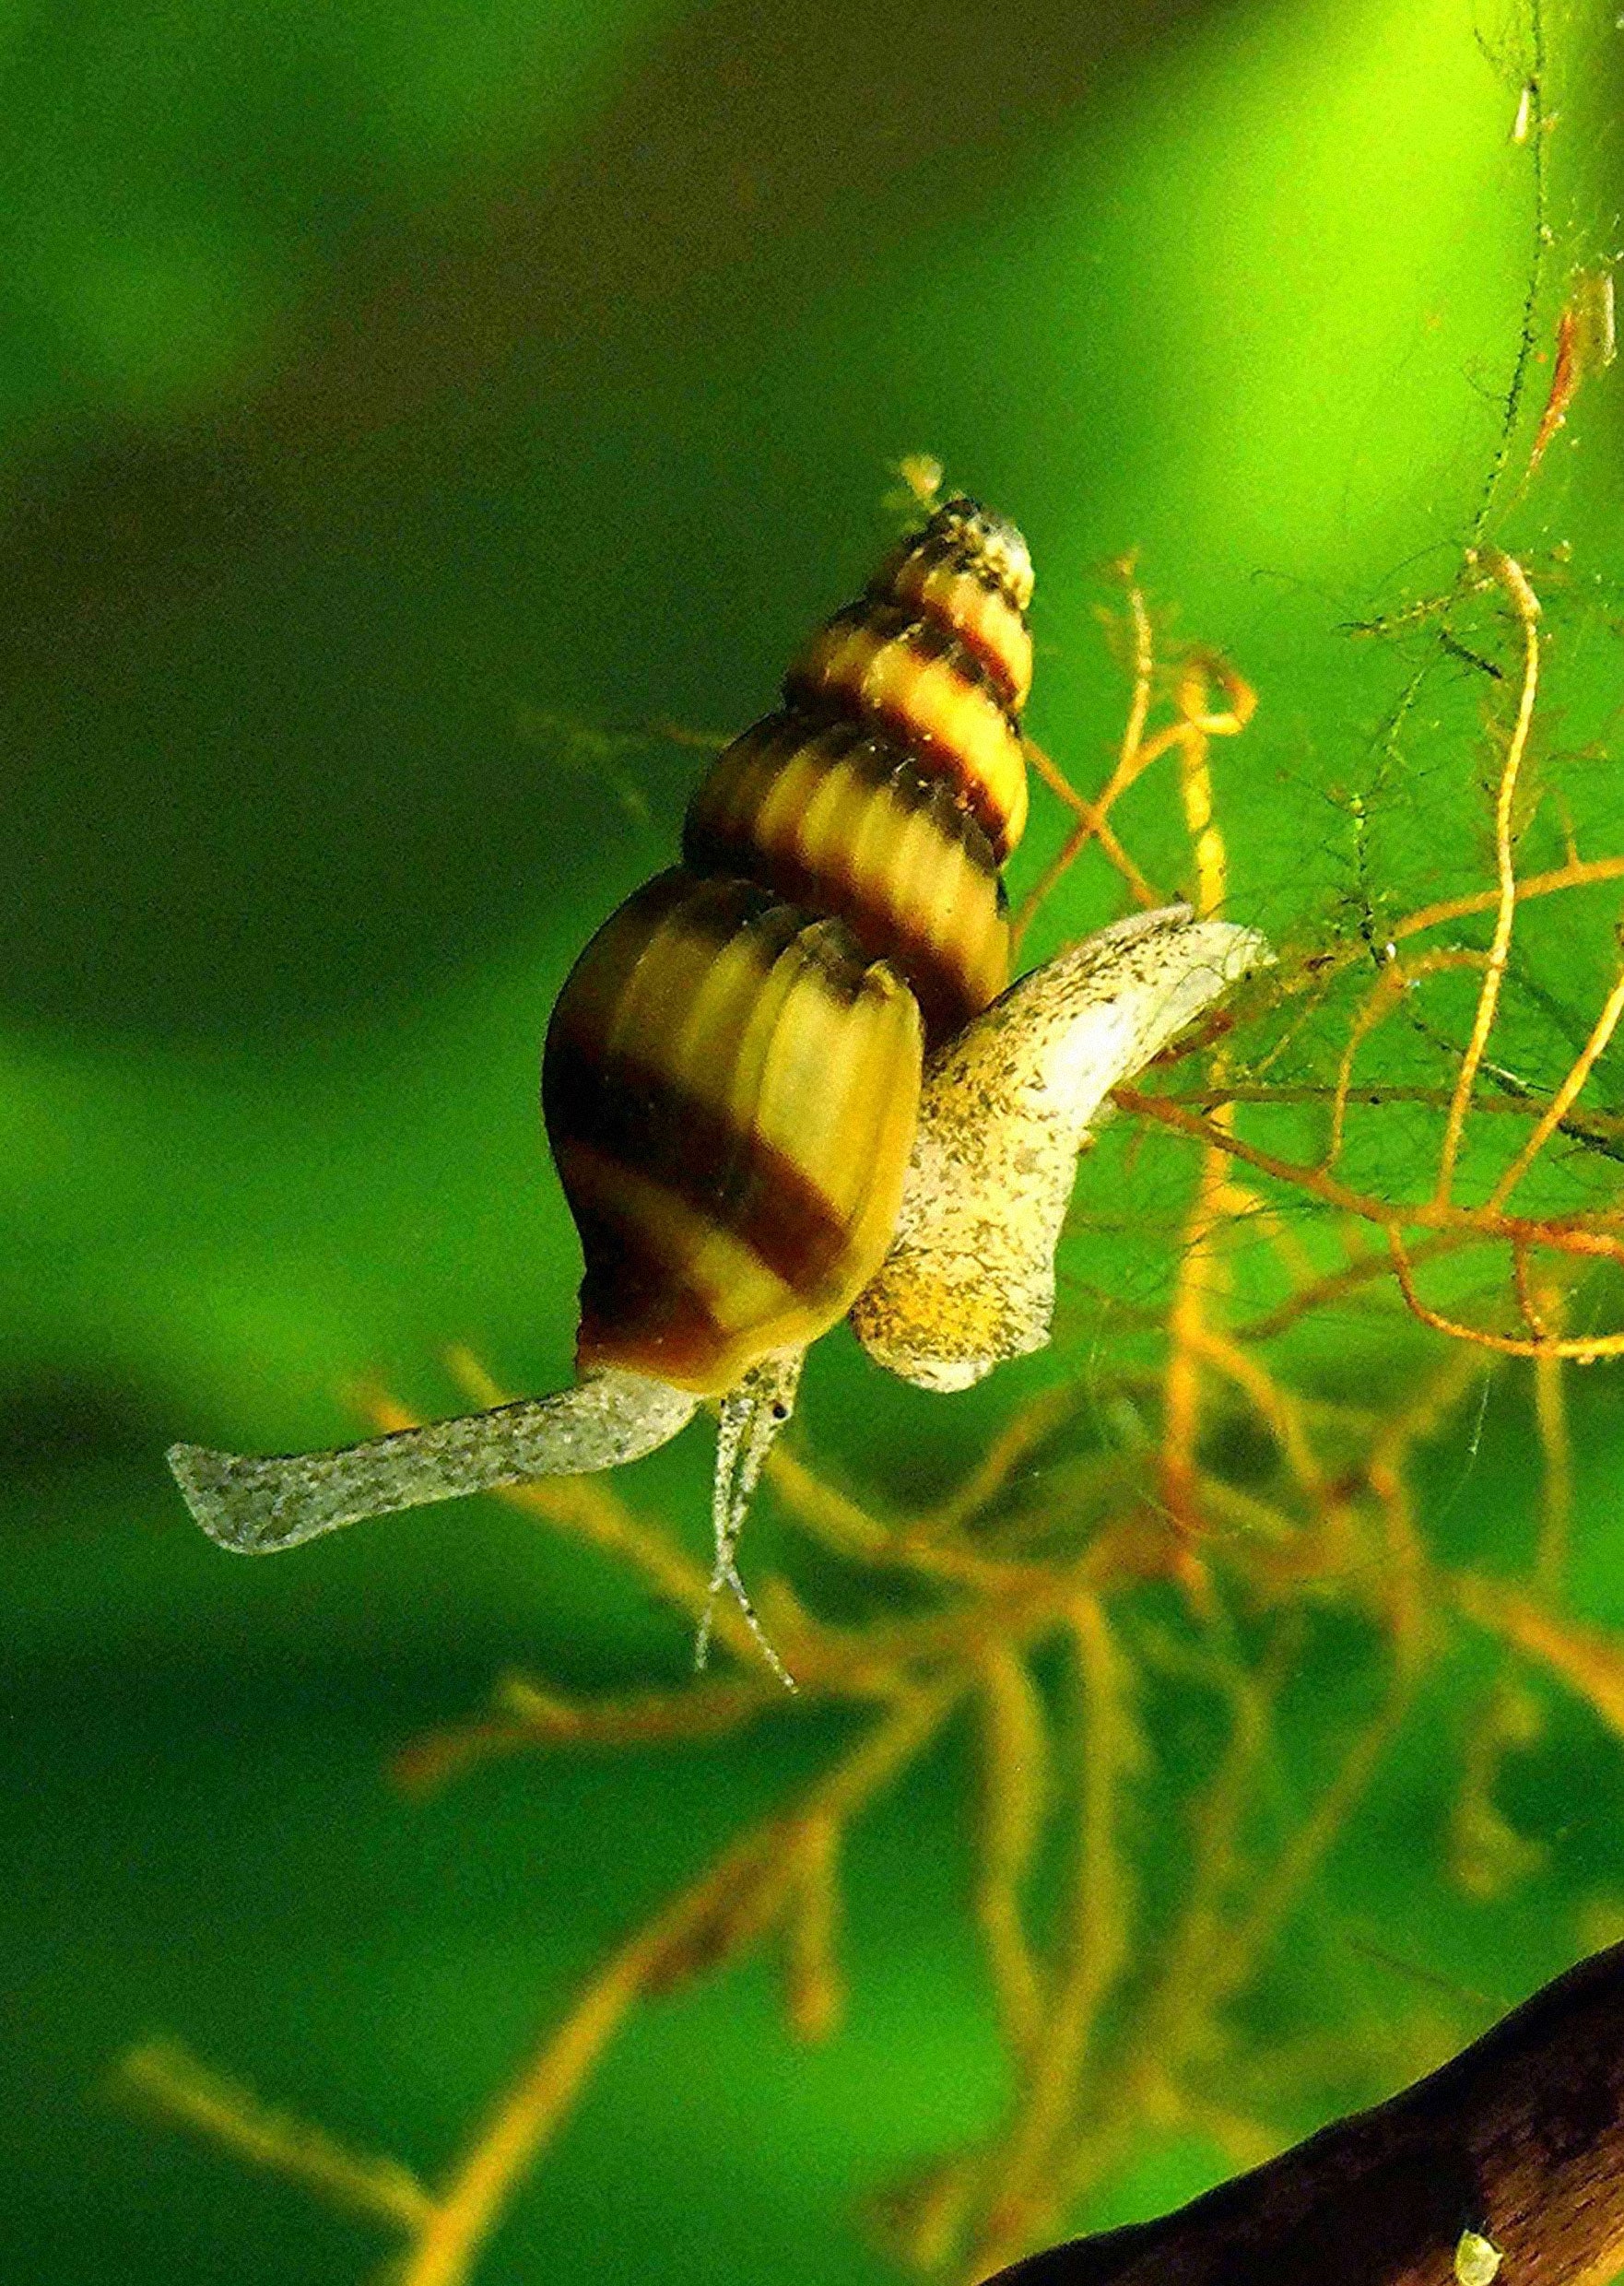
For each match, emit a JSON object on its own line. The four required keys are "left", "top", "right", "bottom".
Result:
{"left": 6, "top": 1, "right": 1624, "bottom": 2279}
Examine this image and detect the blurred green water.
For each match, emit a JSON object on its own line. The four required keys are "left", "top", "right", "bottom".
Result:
{"left": 6, "top": 0, "right": 1624, "bottom": 2278}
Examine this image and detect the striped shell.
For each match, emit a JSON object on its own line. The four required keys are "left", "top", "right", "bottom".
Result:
{"left": 543, "top": 497, "right": 1035, "bottom": 1396}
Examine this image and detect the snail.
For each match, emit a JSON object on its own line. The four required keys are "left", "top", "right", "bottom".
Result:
{"left": 169, "top": 497, "right": 1270, "bottom": 1683}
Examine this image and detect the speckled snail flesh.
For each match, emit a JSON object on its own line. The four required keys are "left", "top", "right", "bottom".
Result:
{"left": 168, "top": 499, "right": 1271, "bottom": 1683}
{"left": 850, "top": 903, "right": 1270, "bottom": 1393}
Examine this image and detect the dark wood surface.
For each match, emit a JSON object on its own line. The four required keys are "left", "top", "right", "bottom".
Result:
{"left": 984, "top": 1943, "right": 1624, "bottom": 2286}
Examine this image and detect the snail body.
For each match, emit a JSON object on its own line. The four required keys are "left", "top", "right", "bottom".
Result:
{"left": 542, "top": 496, "right": 1035, "bottom": 1397}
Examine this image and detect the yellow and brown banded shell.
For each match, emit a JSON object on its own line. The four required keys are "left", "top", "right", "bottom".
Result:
{"left": 682, "top": 714, "right": 1010, "bottom": 1047}
{"left": 544, "top": 494, "right": 1034, "bottom": 1397}
{"left": 784, "top": 604, "right": 1029, "bottom": 862}
{"left": 870, "top": 495, "right": 1034, "bottom": 704}
{"left": 543, "top": 870, "right": 922, "bottom": 1394}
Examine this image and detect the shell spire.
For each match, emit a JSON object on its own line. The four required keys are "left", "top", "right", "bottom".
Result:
{"left": 683, "top": 494, "right": 1034, "bottom": 1046}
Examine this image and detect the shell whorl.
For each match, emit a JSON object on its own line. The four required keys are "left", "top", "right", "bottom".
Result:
{"left": 544, "top": 871, "right": 922, "bottom": 1392}
{"left": 685, "top": 494, "right": 1033, "bottom": 1043}
{"left": 544, "top": 496, "right": 1034, "bottom": 1396}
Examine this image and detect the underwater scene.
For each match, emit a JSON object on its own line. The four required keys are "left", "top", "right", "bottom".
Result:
{"left": 6, "top": 1, "right": 1624, "bottom": 2280}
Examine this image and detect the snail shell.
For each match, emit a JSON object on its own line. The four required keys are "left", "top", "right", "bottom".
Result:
{"left": 543, "top": 497, "right": 1035, "bottom": 1397}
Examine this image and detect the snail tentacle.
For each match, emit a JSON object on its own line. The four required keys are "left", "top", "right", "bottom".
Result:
{"left": 165, "top": 1370, "right": 698, "bottom": 1554}
{"left": 694, "top": 1348, "right": 806, "bottom": 1689}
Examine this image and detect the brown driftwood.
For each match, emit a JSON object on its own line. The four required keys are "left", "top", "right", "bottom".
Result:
{"left": 983, "top": 1941, "right": 1624, "bottom": 2286}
